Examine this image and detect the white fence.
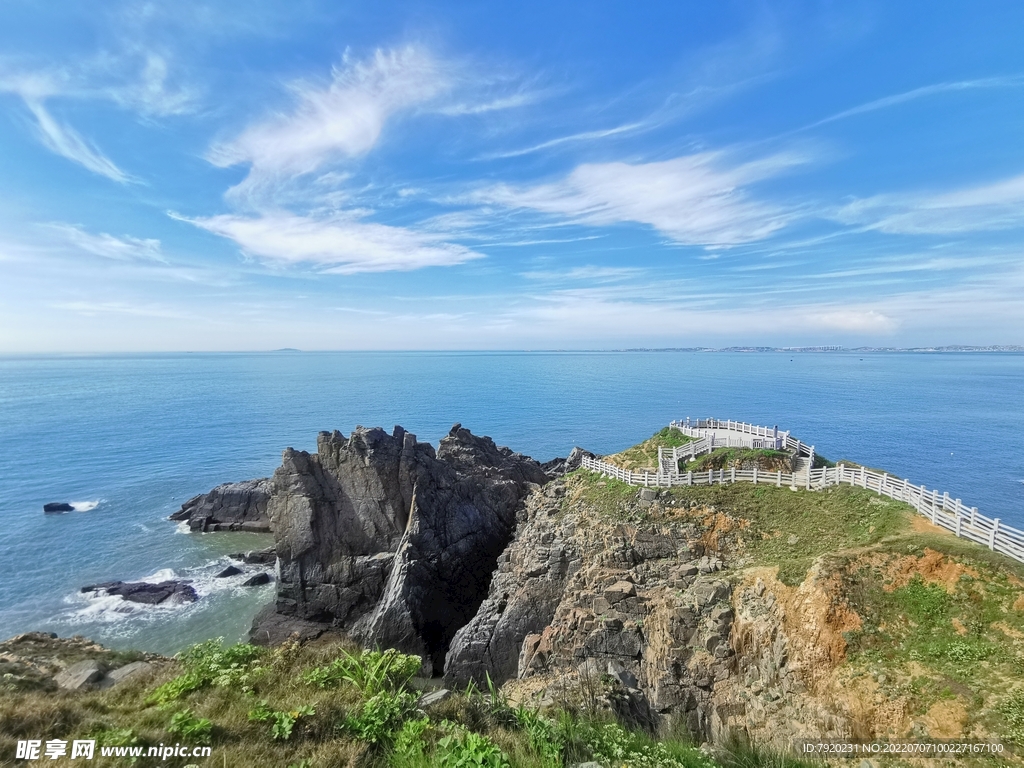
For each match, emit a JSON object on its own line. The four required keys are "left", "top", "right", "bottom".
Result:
{"left": 582, "top": 426, "right": 1024, "bottom": 564}
{"left": 661, "top": 418, "right": 815, "bottom": 473}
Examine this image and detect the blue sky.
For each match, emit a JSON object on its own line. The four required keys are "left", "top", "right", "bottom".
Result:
{"left": 2, "top": 1, "right": 1024, "bottom": 351}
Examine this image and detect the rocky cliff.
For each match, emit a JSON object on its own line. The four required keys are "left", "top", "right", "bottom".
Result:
{"left": 445, "top": 479, "right": 735, "bottom": 736}
{"left": 170, "top": 426, "right": 1024, "bottom": 751}
{"left": 254, "top": 424, "right": 550, "bottom": 674}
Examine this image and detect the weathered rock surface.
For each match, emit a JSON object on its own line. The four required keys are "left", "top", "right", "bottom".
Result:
{"left": 229, "top": 547, "right": 277, "bottom": 565}
{"left": 81, "top": 580, "right": 198, "bottom": 604}
{"left": 540, "top": 447, "right": 595, "bottom": 478}
{"left": 170, "top": 478, "right": 273, "bottom": 532}
{"left": 255, "top": 423, "right": 549, "bottom": 674}
{"left": 216, "top": 565, "right": 243, "bottom": 578}
{"left": 0, "top": 632, "right": 165, "bottom": 693}
{"left": 43, "top": 502, "right": 75, "bottom": 513}
{"left": 106, "top": 660, "right": 154, "bottom": 686}
{"left": 445, "top": 478, "right": 737, "bottom": 738}
{"left": 55, "top": 659, "right": 106, "bottom": 690}
{"left": 242, "top": 572, "right": 272, "bottom": 586}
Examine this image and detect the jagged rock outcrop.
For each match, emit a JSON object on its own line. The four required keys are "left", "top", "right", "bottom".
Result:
{"left": 540, "top": 447, "right": 595, "bottom": 478}
{"left": 445, "top": 478, "right": 737, "bottom": 738}
{"left": 256, "top": 423, "right": 549, "bottom": 673}
{"left": 170, "top": 478, "right": 273, "bottom": 532}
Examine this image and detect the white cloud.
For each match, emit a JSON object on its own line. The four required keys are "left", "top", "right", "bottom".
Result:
{"left": 208, "top": 47, "right": 444, "bottom": 186}
{"left": 479, "top": 123, "right": 645, "bottom": 160}
{"left": 48, "top": 224, "right": 164, "bottom": 261}
{"left": 520, "top": 265, "right": 646, "bottom": 282}
{"left": 806, "top": 308, "right": 897, "bottom": 333}
{"left": 107, "top": 52, "right": 199, "bottom": 117}
{"left": 0, "top": 48, "right": 195, "bottom": 181}
{"left": 179, "top": 210, "right": 483, "bottom": 273}
{"left": 803, "top": 76, "right": 1024, "bottom": 131}
{"left": 835, "top": 172, "right": 1024, "bottom": 234}
{"left": 23, "top": 100, "right": 130, "bottom": 182}
{"left": 475, "top": 151, "right": 809, "bottom": 247}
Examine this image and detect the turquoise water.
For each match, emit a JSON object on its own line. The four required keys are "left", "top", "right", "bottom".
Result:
{"left": 1, "top": 351, "right": 1022, "bottom": 653}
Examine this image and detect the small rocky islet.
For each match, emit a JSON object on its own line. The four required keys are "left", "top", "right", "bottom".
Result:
{"left": 9, "top": 422, "right": 1024, "bottom": 765}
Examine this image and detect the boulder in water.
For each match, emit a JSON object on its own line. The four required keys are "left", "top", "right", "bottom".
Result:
{"left": 81, "top": 580, "right": 198, "bottom": 604}
{"left": 43, "top": 502, "right": 74, "bottom": 513}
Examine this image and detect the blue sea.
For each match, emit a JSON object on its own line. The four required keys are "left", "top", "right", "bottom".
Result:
{"left": 1, "top": 351, "right": 1022, "bottom": 654}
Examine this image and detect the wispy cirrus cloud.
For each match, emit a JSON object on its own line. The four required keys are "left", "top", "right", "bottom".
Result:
{"left": 479, "top": 122, "right": 645, "bottom": 160}
{"left": 46, "top": 223, "right": 165, "bottom": 262}
{"left": 802, "top": 75, "right": 1024, "bottom": 131}
{"left": 22, "top": 99, "right": 131, "bottom": 182}
{"left": 835, "top": 171, "right": 1024, "bottom": 234}
{"left": 208, "top": 47, "right": 445, "bottom": 196}
{"left": 178, "top": 210, "right": 483, "bottom": 273}
{"left": 0, "top": 48, "right": 196, "bottom": 181}
{"left": 474, "top": 150, "right": 811, "bottom": 247}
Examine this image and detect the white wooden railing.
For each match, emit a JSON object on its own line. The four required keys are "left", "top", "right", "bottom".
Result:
{"left": 583, "top": 424, "right": 1024, "bottom": 564}
{"left": 660, "top": 418, "right": 814, "bottom": 474}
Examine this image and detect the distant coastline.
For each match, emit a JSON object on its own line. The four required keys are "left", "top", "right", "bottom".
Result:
{"left": 613, "top": 345, "right": 1024, "bottom": 353}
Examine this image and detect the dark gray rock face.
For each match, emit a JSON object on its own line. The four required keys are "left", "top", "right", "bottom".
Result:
{"left": 242, "top": 572, "right": 272, "bottom": 586}
{"left": 444, "top": 477, "right": 738, "bottom": 739}
{"left": 258, "top": 423, "right": 549, "bottom": 674}
{"left": 229, "top": 547, "right": 276, "bottom": 565}
{"left": 216, "top": 565, "right": 243, "bottom": 578}
{"left": 540, "top": 447, "right": 595, "bottom": 478}
{"left": 81, "top": 580, "right": 198, "bottom": 604}
{"left": 170, "top": 478, "right": 273, "bottom": 532}
{"left": 43, "top": 502, "right": 75, "bottom": 513}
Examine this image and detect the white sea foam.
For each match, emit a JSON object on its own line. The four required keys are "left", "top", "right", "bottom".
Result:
{"left": 70, "top": 499, "right": 101, "bottom": 512}
{"left": 61, "top": 558, "right": 272, "bottom": 626}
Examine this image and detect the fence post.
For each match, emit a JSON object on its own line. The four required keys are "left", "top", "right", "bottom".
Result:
{"left": 860, "top": 466, "right": 866, "bottom": 488}
{"left": 971, "top": 507, "right": 977, "bottom": 528}
{"left": 990, "top": 519, "right": 1000, "bottom": 550}
{"left": 882, "top": 473, "right": 888, "bottom": 497}
{"left": 687, "top": 471, "right": 692, "bottom": 486}
{"left": 776, "top": 469, "right": 780, "bottom": 487}
{"left": 902, "top": 478, "right": 908, "bottom": 501}
{"left": 956, "top": 515, "right": 963, "bottom": 538}
{"left": 731, "top": 467, "right": 736, "bottom": 484}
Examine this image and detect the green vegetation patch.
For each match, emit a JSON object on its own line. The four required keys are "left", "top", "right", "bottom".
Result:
{"left": 667, "top": 483, "right": 913, "bottom": 584}
{"left": 0, "top": 630, "right": 825, "bottom": 767}
{"left": 841, "top": 545, "right": 1024, "bottom": 746}
{"left": 606, "top": 427, "right": 693, "bottom": 471}
{"left": 683, "top": 448, "right": 793, "bottom": 474}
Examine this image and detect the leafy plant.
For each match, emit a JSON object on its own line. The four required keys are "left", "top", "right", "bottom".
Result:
{"left": 148, "top": 638, "right": 266, "bottom": 705}
{"left": 168, "top": 709, "right": 213, "bottom": 743}
{"left": 340, "top": 689, "right": 418, "bottom": 745}
{"left": 434, "top": 722, "right": 510, "bottom": 768}
{"left": 514, "top": 706, "right": 561, "bottom": 763}
{"left": 302, "top": 647, "right": 420, "bottom": 696}
{"left": 999, "top": 690, "right": 1024, "bottom": 745}
{"left": 390, "top": 717, "right": 433, "bottom": 765}
{"left": 248, "top": 701, "right": 315, "bottom": 741}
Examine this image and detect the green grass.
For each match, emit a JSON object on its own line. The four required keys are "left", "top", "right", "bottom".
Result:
{"left": 840, "top": 547, "right": 1024, "bottom": 745}
{"left": 0, "top": 633, "right": 817, "bottom": 767}
{"left": 605, "top": 427, "right": 693, "bottom": 471}
{"left": 571, "top": 470, "right": 914, "bottom": 584}
{"left": 682, "top": 448, "right": 792, "bottom": 474}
